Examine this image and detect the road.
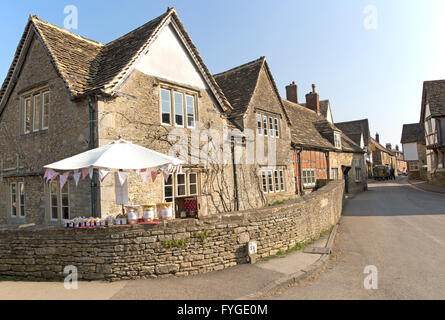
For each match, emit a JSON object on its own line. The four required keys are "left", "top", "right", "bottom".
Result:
{"left": 268, "top": 177, "right": 445, "bottom": 299}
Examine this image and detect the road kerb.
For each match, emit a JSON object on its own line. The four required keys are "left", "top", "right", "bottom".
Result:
{"left": 238, "top": 223, "right": 339, "bottom": 300}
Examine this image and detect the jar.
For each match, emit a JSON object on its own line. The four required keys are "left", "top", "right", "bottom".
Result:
{"left": 142, "top": 204, "right": 156, "bottom": 222}
{"left": 125, "top": 205, "right": 140, "bottom": 225}
{"left": 158, "top": 202, "right": 173, "bottom": 220}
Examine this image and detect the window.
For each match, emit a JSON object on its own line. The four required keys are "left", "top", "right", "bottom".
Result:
{"left": 257, "top": 114, "right": 263, "bottom": 135}
{"left": 174, "top": 92, "right": 184, "bottom": 127}
{"left": 302, "top": 169, "right": 316, "bottom": 188}
{"left": 189, "top": 172, "right": 198, "bottom": 195}
{"left": 261, "top": 171, "right": 267, "bottom": 193}
{"left": 24, "top": 98, "right": 32, "bottom": 134}
{"left": 50, "top": 182, "right": 59, "bottom": 220}
{"left": 269, "top": 117, "right": 274, "bottom": 138}
{"left": 33, "top": 94, "right": 41, "bottom": 132}
{"left": 49, "top": 181, "right": 69, "bottom": 221}
{"left": 161, "top": 88, "right": 172, "bottom": 125}
{"left": 23, "top": 89, "right": 49, "bottom": 134}
{"left": 332, "top": 167, "right": 339, "bottom": 180}
{"left": 263, "top": 115, "right": 268, "bottom": 136}
{"left": 10, "top": 182, "right": 25, "bottom": 218}
{"left": 186, "top": 95, "right": 195, "bottom": 128}
{"left": 279, "top": 170, "right": 285, "bottom": 191}
{"left": 334, "top": 132, "right": 341, "bottom": 149}
{"left": 42, "top": 91, "right": 50, "bottom": 130}
{"left": 176, "top": 173, "right": 186, "bottom": 196}
{"left": 355, "top": 167, "right": 362, "bottom": 182}
{"left": 274, "top": 118, "right": 280, "bottom": 138}
{"left": 274, "top": 170, "right": 280, "bottom": 191}
{"left": 164, "top": 174, "right": 174, "bottom": 202}
{"left": 268, "top": 171, "right": 274, "bottom": 192}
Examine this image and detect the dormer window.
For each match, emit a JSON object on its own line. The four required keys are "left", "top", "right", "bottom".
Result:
{"left": 334, "top": 132, "right": 342, "bottom": 149}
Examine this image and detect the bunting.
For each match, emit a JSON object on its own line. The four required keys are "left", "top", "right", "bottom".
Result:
{"left": 99, "top": 169, "right": 110, "bottom": 182}
{"left": 73, "top": 172, "right": 81, "bottom": 187}
{"left": 151, "top": 170, "right": 158, "bottom": 183}
{"left": 117, "top": 171, "right": 130, "bottom": 185}
{"left": 59, "top": 172, "right": 70, "bottom": 189}
{"left": 81, "top": 168, "right": 89, "bottom": 180}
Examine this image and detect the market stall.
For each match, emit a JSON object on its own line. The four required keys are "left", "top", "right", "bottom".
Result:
{"left": 43, "top": 139, "right": 185, "bottom": 228}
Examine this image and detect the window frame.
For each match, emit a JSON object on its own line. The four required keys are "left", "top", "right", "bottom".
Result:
{"left": 185, "top": 94, "right": 196, "bottom": 129}
{"left": 42, "top": 91, "right": 50, "bottom": 130}
{"left": 163, "top": 174, "right": 174, "bottom": 203}
{"left": 269, "top": 116, "right": 274, "bottom": 138}
{"left": 279, "top": 169, "right": 285, "bottom": 191}
{"left": 49, "top": 181, "right": 70, "bottom": 221}
{"left": 188, "top": 172, "right": 198, "bottom": 196}
{"left": 263, "top": 115, "right": 268, "bottom": 136}
{"left": 257, "top": 114, "right": 263, "bottom": 135}
{"left": 32, "top": 94, "right": 41, "bottom": 132}
{"left": 173, "top": 91, "right": 185, "bottom": 128}
{"left": 23, "top": 97, "right": 32, "bottom": 134}
{"left": 274, "top": 118, "right": 280, "bottom": 138}
{"left": 334, "top": 132, "right": 342, "bottom": 149}
{"left": 160, "top": 88, "right": 172, "bottom": 126}
{"left": 261, "top": 171, "right": 268, "bottom": 193}
{"left": 176, "top": 173, "right": 187, "bottom": 197}
{"left": 332, "top": 167, "right": 339, "bottom": 180}
{"left": 302, "top": 168, "right": 316, "bottom": 188}
{"left": 10, "top": 182, "right": 17, "bottom": 218}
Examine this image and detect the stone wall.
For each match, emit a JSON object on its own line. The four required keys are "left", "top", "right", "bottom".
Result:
{"left": 0, "top": 180, "right": 344, "bottom": 281}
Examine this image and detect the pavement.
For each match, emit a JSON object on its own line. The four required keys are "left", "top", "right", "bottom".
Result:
{"left": 268, "top": 176, "right": 445, "bottom": 300}
{"left": 408, "top": 178, "right": 445, "bottom": 194}
{"left": 0, "top": 218, "right": 335, "bottom": 300}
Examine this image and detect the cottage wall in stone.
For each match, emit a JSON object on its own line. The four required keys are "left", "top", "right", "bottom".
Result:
{"left": 0, "top": 180, "right": 344, "bottom": 281}
{"left": 329, "top": 151, "right": 367, "bottom": 193}
{"left": 0, "top": 36, "right": 92, "bottom": 226}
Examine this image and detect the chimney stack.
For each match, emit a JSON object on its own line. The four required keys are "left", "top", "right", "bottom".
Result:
{"left": 375, "top": 133, "right": 380, "bottom": 143}
{"left": 395, "top": 145, "right": 399, "bottom": 151}
{"left": 285, "top": 81, "right": 298, "bottom": 104}
{"left": 386, "top": 143, "right": 392, "bottom": 150}
{"left": 305, "top": 84, "right": 320, "bottom": 114}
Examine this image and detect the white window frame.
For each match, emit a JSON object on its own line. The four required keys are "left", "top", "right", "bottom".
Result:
{"left": 188, "top": 172, "right": 198, "bottom": 196}
{"left": 32, "top": 94, "right": 41, "bottom": 132}
{"left": 302, "top": 169, "right": 316, "bottom": 188}
{"left": 23, "top": 97, "right": 32, "bottom": 134}
{"left": 160, "top": 88, "right": 172, "bottom": 126}
{"left": 163, "top": 174, "right": 174, "bottom": 202}
{"left": 186, "top": 94, "right": 196, "bottom": 129}
{"left": 267, "top": 170, "right": 274, "bottom": 193}
{"left": 274, "top": 118, "right": 280, "bottom": 138}
{"left": 257, "top": 114, "right": 263, "bottom": 135}
{"left": 50, "top": 181, "right": 59, "bottom": 221}
{"left": 261, "top": 171, "right": 267, "bottom": 193}
{"left": 332, "top": 167, "right": 339, "bottom": 180}
{"left": 10, "top": 182, "right": 17, "bottom": 217}
{"left": 10, "top": 182, "right": 25, "bottom": 218}
{"left": 274, "top": 170, "right": 280, "bottom": 192}
{"left": 42, "top": 91, "right": 50, "bottom": 130}
{"left": 176, "top": 173, "right": 187, "bottom": 197}
{"left": 61, "top": 183, "right": 70, "bottom": 220}
{"left": 173, "top": 91, "right": 185, "bottom": 128}
{"left": 269, "top": 117, "right": 274, "bottom": 138}
{"left": 263, "top": 115, "right": 268, "bottom": 136}
{"left": 279, "top": 169, "right": 285, "bottom": 191}
{"left": 334, "top": 132, "right": 342, "bottom": 149}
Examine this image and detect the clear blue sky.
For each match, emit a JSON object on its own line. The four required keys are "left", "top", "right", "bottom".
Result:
{"left": 2, "top": 0, "right": 445, "bottom": 148}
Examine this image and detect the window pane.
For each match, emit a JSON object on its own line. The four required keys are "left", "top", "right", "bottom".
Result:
{"left": 174, "top": 92, "right": 184, "bottom": 126}
{"left": 62, "top": 207, "right": 69, "bottom": 220}
{"left": 280, "top": 170, "right": 285, "bottom": 191}
{"left": 189, "top": 173, "right": 197, "bottom": 184}
{"left": 268, "top": 171, "right": 274, "bottom": 192}
{"left": 190, "top": 185, "right": 197, "bottom": 195}
{"left": 165, "top": 186, "right": 173, "bottom": 198}
{"left": 51, "top": 207, "right": 58, "bottom": 220}
{"left": 269, "top": 117, "right": 274, "bottom": 137}
{"left": 275, "top": 118, "right": 279, "bottom": 138}
{"left": 177, "top": 173, "right": 185, "bottom": 185}
{"left": 178, "top": 185, "right": 186, "bottom": 196}
{"left": 262, "top": 172, "right": 267, "bottom": 192}
{"left": 19, "top": 183, "right": 25, "bottom": 217}
{"left": 42, "top": 92, "right": 49, "bottom": 129}
{"left": 263, "top": 116, "right": 268, "bottom": 136}
{"left": 24, "top": 98, "right": 32, "bottom": 133}
{"left": 186, "top": 95, "right": 195, "bottom": 128}
{"left": 10, "top": 183, "right": 17, "bottom": 216}
{"left": 274, "top": 171, "right": 279, "bottom": 191}
{"left": 33, "top": 94, "right": 41, "bottom": 132}
{"left": 257, "top": 114, "right": 262, "bottom": 135}
{"left": 161, "top": 89, "right": 171, "bottom": 124}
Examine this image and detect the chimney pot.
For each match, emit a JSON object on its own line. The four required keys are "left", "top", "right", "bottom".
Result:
{"left": 375, "top": 133, "right": 380, "bottom": 143}
{"left": 286, "top": 82, "right": 298, "bottom": 104}
{"left": 305, "top": 84, "right": 320, "bottom": 114}
{"left": 312, "top": 84, "right": 317, "bottom": 93}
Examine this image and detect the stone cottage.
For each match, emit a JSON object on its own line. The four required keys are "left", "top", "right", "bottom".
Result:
{"left": 370, "top": 134, "right": 398, "bottom": 176}
{"left": 401, "top": 123, "right": 427, "bottom": 180}
{"left": 283, "top": 83, "right": 367, "bottom": 195}
{"left": 0, "top": 8, "right": 280, "bottom": 226}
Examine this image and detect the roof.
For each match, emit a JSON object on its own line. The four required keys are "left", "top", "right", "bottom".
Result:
{"left": 420, "top": 80, "right": 445, "bottom": 122}
{"left": 300, "top": 100, "right": 331, "bottom": 120}
{"left": 0, "top": 8, "right": 233, "bottom": 113}
{"left": 213, "top": 57, "right": 264, "bottom": 117}
{"left": 335, "top": 119, "right": 370, "bottom": 146}
{"left": 213, "top": 57, "right": 291, "bottom": 124}
{"left": 283, "top": 99, "right": 362, "bottom": 153}
{"left": 370, "top": 137, "right": 396, "bottom": 156}
{"left": 401, "top": 123, "right": 425, "bottom": 144}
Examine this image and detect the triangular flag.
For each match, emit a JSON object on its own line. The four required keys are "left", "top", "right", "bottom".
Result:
{"left": 99, "top": 169, "right": 109, "bottom": 182}
{"left": 162, "top": 170, "right": 170, "bottom": 183}
{"left": 50, "top": 172, "right": 59, "bottom": 182}
{"left": 151, "top": 171, "right": 158, "bottom": 183}
{"left": 59, "top": 172, "right": 69, "bottom": 189}
{"left": 140, "top": 170, "right": 150, "bottom": 184}
{"left": 43, "top": 169, "right": 51, "bottom": 179}
{"left": 176, "top": 164, "right": 183, "bottom": 174}
{"left": 45, "top": 169, "right": 56, "bottom": 182}
{"left": 82, "top": 168, "right": 88, "bottom": 180}
{"left": 117, "top": 171, "right": 130, "bottom": 185}
{"left": 73, "top": 172, "right": 81, "bottom": 187}
{"left": 88, "top": 168, "right": 94, "bottom": 180}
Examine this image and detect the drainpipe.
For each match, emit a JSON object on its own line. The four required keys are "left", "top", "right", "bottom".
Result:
{"left": 87, "top": 95, "right": 96, "bottom": 217}
{"left": 326, "top": 151, "right": 330, "bottom": 180}
{"left": 231, "top": 137, "right": 239, "bottom": 211}
{"left": 298, "top": 147, "right": 303, "bottom": 195}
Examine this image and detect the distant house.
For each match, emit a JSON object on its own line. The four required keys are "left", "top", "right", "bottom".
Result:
{"left": 385, "top": 143, "right": 407, "bottom": 175}
{"left": 419, "top": 80, "right": 445, "bottom": 186}
{"left": 335, "top": 119, "right": 372, "bottom": 177}
{"left": 283, "top": 83, "right": 366, "bottom": 194}
{"left": 400, "top": 123, "right": 426, "bottom": 180}
{"left": 370, "top": 134, "right": 398, "bottom": 175}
